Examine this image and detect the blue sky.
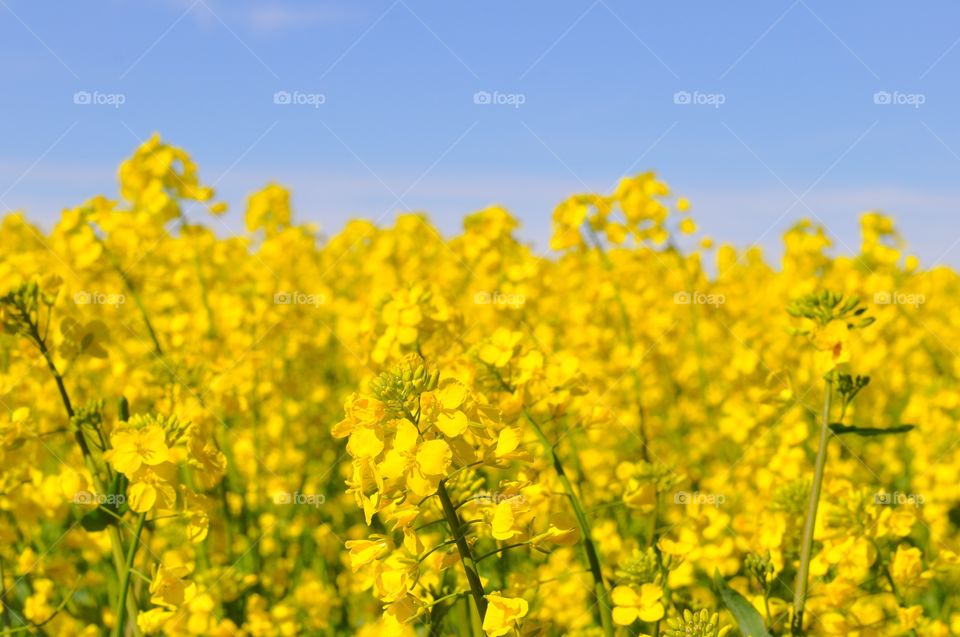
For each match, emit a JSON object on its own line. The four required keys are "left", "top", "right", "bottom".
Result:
{"left": 2, "top": 0, "right": 960, "bottom": 265}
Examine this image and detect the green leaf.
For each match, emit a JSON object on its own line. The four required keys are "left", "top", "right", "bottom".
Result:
{"left": 80, "top": 507, "right": 117, "bottom": 532}
{"left": 118, "top": 395, "right": 130, "bottom": 422}
{"left": 713, "top": 570, "right": 771, "bottom": 637}
{"left": 829, "top": 423, "right": 915, "bottom": 437}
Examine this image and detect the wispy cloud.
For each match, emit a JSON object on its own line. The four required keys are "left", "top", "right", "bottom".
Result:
{"left": 149, "top": 0, "right": 361, "bottom": 34}
{"left": 242, "top": 3, "right": 361, "bottom": 35}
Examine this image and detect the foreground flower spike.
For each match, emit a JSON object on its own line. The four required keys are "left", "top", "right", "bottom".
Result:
{"left": 785, "top": 292, "right": 909, "bottom": 637}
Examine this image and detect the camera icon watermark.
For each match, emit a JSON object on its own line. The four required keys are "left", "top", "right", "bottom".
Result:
{"left": 273, "top": 491, "right": 326, "bottom": 507}
{"left": 273, "top": 90, "right": 326, "bottom": 108}
{"left": 472, "top": 491, "right": 526, "bottom": 510}
{"left": 74, "top": 291, "right": 126, "bottom": 307}
{"left": 73, "top": 491, "right": 126, "bottom": 506}
{"left": 673, "top": 291, "right": 725, "bottom": 307}
{"left": 874, "top": 290, "right": 925, "bottom": 307}
{"left": 873, "top": 91, "right": 925, "bottom": 109}
{"left": 473, "top": 90, "right": 526, "bottom": 108}
{"left": 73, "top": 90, "right": 126, "bottom": 108}
{"left": 674, "top": 491, "right": 726, "bottom": 507}
{"left": 274, "top": 291, "right": 326, "bottom": 307}
{"left": 874, "top": 491, "right": 924, "bottom": 508}
{"left": 673, "top": 90, "right": 725, "bottom": 108}
{"left": 473, "top": 290, "right": 525, "bottom": 308}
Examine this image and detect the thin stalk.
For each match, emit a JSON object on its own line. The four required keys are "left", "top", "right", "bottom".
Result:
{"left": 0, "top": 558, "right": 9, "bottom": 631}
{"left": 792, "top": 378, "right": 833, "bottom": 636}
{"left": 436, "top": 480, "right": 487, "bottom": 621}
{"left": 587, "top": 226, "right": 650, "bottom": 462}
{"left": 586, "top": 229, "right": 650, "bottom": 460}
{"left": 27, "top": 324, "right": 142, "bottom": 637}
{"left": 474, "top": 543, "right": 530, "bottom": 563}
{"left": 522, "top": 409, "right": 615, "bottom": 637}
{"left": 96, "top": 241, "right": 164, "bottom": 357}
{"left": 112, "top": 513, "right": 147, "bottom": 637}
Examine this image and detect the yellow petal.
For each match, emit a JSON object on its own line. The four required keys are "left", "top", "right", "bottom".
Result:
{"left": 491, "top": 501, "right": 516, "bottom": 540}
{"left": 612, "top": 606, "right": 639, "bottom": 626}
{"left": 415, "top": 439, "right": 452, "bottom": 477}
{"left": 495, "top": 428, "right": 520, "bottom": 457}
{"left": 348, "top": 428, "right": 384, "bottom": 458}
{"left": 436, "top": 411, "right": 468, "bottom": 437}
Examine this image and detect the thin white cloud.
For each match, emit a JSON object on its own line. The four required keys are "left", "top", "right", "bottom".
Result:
{"left": 147, "top": 0, "right": 361, "bottom": 34}
{"left": 243, "top": 3, "right": 361, "bottom": 34}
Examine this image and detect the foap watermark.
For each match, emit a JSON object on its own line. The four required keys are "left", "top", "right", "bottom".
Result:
{"left": 674, "top": 491, "right": 726, "bottom": 507}
{"left": 274, "top": 291, "right": 326, "bottom": 307}
{"left": 473, "top": 90, "right": 526, "bottom": 108}
{"left": 474, "top": 290, "right": 525, "bottom": 308}
{"left": 674, "top": 291, "right": 725, "bottom": 307}
{"left": 73, "top": 90, "right": 126, "bottom": 108}
{"left": 472, "top": 491, "right": 525, "bottom": 509}
{"left": 73, "top": 491, "right": 126, "bottom": 506}
{"left": 874, "top": 491, "right": 924, "bottom": 508}
{"left": 873, "top": 91, "right": 925, "bottom": 109}
{"left": 273, "top": 90, "right": 326, "bottom": 108}
{"left": 74, "top": 291, "right": 126, "bottom": 307}
{"left": 874, "top": 291, "right": 925, "bottom": 307}
{"left": 274, "top": 491, "right": 326, "bottom": 507}
{"left": 673, "top": 90, "right": 725, "bottom": 108}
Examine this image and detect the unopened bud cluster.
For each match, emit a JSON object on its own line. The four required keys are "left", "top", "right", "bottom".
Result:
{"left": 369, "top": 361, "right": 440, "bottom": 412}
{"left": 665, "top": 609, "right": 732, "bottom": 637}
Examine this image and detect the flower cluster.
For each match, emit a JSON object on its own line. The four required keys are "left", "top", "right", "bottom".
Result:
{"left": 0, "top": 135, "right": 957, "bottom": 636}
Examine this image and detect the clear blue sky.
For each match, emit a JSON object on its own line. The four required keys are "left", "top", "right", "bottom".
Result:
{"left": 3, "top": 0, "right": 960, "bottom": 265}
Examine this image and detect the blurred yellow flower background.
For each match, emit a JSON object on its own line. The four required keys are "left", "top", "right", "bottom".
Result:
{"left": 0, "top": 135, "right": 957, "bottom": 636}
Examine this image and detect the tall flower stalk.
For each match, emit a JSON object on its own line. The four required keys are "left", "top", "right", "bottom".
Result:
{"left": 0, "top": 281, "right": 143, "bottom": 636}
{"left": 791, "top": 377, "right": 832, "bottom": 635}
{"left": 523, "top": 409, "right": 615, "bottom": 637}
{"left": 786, "top": 292, "right": 876, "bottom": 636}
{"left": 437, "top": 480, "right": 488, "bottom": 620}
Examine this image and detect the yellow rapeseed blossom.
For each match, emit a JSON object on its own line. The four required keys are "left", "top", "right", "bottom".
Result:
{"left": 0, "top": 135, "right": 955, "bottom": 636}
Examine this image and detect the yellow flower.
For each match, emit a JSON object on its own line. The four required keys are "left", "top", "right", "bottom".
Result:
{"left": 812, "top": 320, "right": 850, "bottom": 373}
{"left": 137, "top": 608, "right": 175, "bottom": 634}
{"left": 245, "top": 183, "right": 291, "bottom": 236}
{"left": 104, "top": 424, "right": 170, "bottom": 476}
{"left": 345, "top": 537, "right": 393, "bottom": 572}
{"left": 611, "top": 584, "right": 665, "bottom": 625}
{"left": 127, "top": 467, "right": 177, "bottom": 513}
{"left": 433, "top": 382, "right": 470, "bottom": 437}
{"left": 891, "top": 544, "right": 929, "bottom": 592}
{"left": 478, "top": 328, "right": 521, "bottom": 368}
{"left": 149, "top": 563, "right": 190, "bottom": 609}
{"left": 897, "top": 605, "right": 924, "bottom": 631}
{"left": 482, "top": 592, "right": 529, "bottom": 636}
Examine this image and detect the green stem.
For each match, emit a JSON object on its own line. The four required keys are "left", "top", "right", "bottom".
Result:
{"left": 437, "top": 481, "right": 487, "bottom": 621}
{"left": 28, "top": 326, "right": 142, "bottom": 637}
{"left": 113, "top": 513, "right": 146, "bottom": 637}
{"left": 0, "top": 558, "right": 9, "bottom": 631}
{"left": 587, "top": 229, "right": 651, "bottom": 460}
{"left": 474, "top": 543, "right": 530, "bottom": 563}
{"left": 99, "top": 242, "right": 164, "bottom": 356}
{"left": 523, "top": 409, "right": 615, "bottom": 637}
{"left": 792, "top": 378, "right": 832, "bottom": 636}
